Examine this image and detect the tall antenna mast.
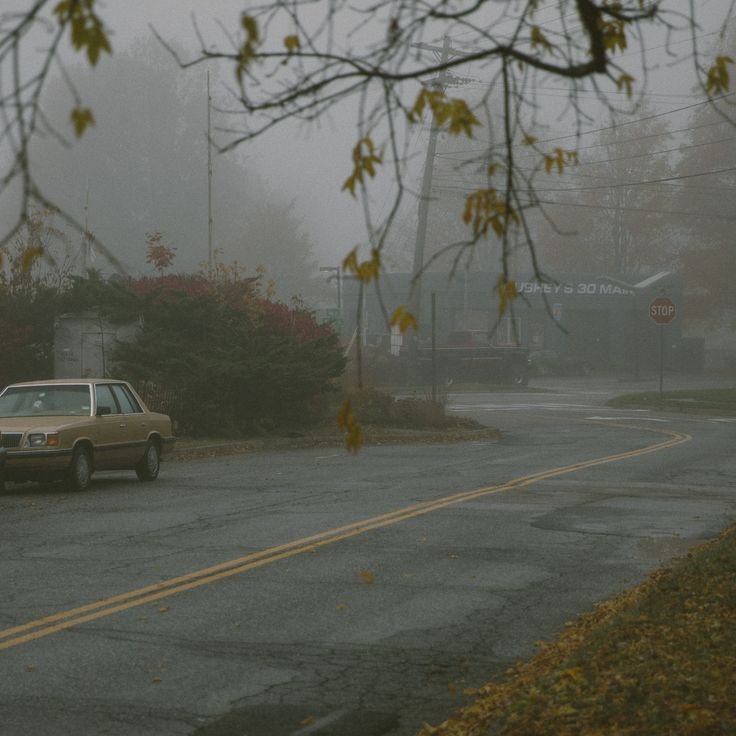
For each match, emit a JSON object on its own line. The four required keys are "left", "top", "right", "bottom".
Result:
{"left": 82, "top": 179, "right": 90, "bottom": 274}
{"left": 207, "top": 70, "right": 213, "bottom": 278}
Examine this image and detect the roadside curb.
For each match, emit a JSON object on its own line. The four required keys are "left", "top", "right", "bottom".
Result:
{"left": 169, "top": 427, "right": 501, "bottom": 461}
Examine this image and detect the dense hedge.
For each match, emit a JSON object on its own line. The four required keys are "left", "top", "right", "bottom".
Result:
{"left": 1, "top": 274, "right": 345, "bottom": 435}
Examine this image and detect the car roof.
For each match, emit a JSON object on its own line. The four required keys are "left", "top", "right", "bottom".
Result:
{"left": 5, "top": 379, "right": 129, "bottom": 388}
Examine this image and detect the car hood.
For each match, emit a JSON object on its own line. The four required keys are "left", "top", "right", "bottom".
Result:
{"left": 0, "top": 415, "right": 93, "bottom": 432}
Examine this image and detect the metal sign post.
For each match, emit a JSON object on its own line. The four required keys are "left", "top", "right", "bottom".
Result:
{"left": 649, "top": 296, "right": 676, "bottom": 394}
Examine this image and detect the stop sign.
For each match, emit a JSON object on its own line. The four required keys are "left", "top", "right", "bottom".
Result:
{"left": 649, "top": 296, "right": 676, "bottom": 324}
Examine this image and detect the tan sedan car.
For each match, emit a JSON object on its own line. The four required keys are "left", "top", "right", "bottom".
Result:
{"left": 0, "top": 379, "right": 175, "bottom": 491}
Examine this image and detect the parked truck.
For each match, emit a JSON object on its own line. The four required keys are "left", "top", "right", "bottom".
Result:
{"left": 415, "top": 330, "right": 530, "bottom": 386}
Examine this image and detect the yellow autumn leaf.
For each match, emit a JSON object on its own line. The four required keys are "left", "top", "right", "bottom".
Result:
{"left": 299, "top": 715, "right": 315, "bottom": 726}
{"left": 408, "top": 88, "right": 480, "bottom": 138}
{"left": 616, "top": 73, "right": 635, "bottom": 97}
{"left": 241, "top": 14, "right": 259, "bottom": 43}
{"left": 705, "top": 55, "right": 733, "bottom": 95}
{"left": 530, "top": 26, "right": 553, "bottom": 53}
{"left": 284, "top": 34, "right": 300, "bottom": 54}
{"left": 389, "top": 304, "right": 418, "bottom": 333}
{"left": 345, "top": 422, "right": 364, "bottom": 454}
{"left": 521, "top": 134, "right": 538, "bottom": 146}
{"left": 21, "top": 246, "right": 44, "bottom": 272}
{"left": 342, "top": 137, "right": 383, "bottom": 197}
{"left": 54, "top": 0, "right": 112, "bottom": 66}
{"left": 336, "top": 398, "right": 364, "bottom": 453}
{"left": 496, "top": 276, "right": 518, "bottom": 316}
{"left": 359, "top": 570, "right": 375, "bottom": 584}
{"left": 342, "top": 246, "right": 380, "bottom": 282}
{"left": 71, "top": 107, "right": 95, "bottom": 138}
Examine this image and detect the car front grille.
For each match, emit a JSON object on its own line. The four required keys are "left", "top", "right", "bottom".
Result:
{"left": 1, "top": 433, "right": 23, "bottom": 449}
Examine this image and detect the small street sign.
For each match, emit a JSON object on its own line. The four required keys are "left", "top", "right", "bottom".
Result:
{"left": 649, "top": 296, "right": 676, "bottom": 325}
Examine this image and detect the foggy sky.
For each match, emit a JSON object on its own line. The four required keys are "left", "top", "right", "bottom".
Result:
{"left": 3, "top": 1, "right": 734, "bottom": 289}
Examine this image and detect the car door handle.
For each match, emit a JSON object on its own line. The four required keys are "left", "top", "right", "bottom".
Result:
{"left": 119, "top": 423, "right": 127, "bottom": 429}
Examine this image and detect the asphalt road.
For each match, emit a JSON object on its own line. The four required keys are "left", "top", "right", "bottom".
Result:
{"left": 1, "top": 376, "right": 734, "bottom": 736}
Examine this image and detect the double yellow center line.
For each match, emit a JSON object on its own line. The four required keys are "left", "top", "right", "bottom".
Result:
{"left": 0, "top": 423, "right": 691, "bottom": 652}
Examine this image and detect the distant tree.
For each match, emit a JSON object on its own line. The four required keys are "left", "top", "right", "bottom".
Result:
{"left": 537, "top": 111, "right": 678, "bottom": 277}
{"left": 145, "top": 231, "right": 176, "bottom": 279}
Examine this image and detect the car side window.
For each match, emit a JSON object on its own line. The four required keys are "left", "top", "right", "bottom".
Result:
{"left": 95, "top": 385, "right": 119, "bottom": 415}
{"left": 111, "top": 384, "right": 142, "bottom": 414}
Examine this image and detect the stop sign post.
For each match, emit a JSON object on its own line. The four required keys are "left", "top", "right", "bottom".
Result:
{"left": 649, "top": 296, "right": 676, "bottom": 393}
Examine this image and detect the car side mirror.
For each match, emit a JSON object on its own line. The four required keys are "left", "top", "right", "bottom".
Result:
{"left": 96, "top": 405, "right": 112, "bottom": 416}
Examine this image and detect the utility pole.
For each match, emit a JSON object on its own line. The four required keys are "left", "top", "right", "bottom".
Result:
{"left": 408, "top": 36, "right": 474, "bottom": 365}
{"left": 207, "top": 70, "right": 213, "bottom": 278}
{"left": 410, "top": 36, "right": 452, "bottom": 342}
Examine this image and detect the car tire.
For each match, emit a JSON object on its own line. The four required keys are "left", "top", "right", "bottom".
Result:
{"left": 67, "top": 446, "right": 92, "bottom": 492}
{"left": 136, "top": 441, "right": 160, "bottom": 482}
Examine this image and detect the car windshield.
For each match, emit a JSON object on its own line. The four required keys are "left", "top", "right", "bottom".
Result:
{"left": 0, "top": 385, "right": 91, "bottom": 417}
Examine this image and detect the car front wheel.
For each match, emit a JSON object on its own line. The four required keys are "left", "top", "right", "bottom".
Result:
{"left": 67, "top": 446, "right": 92, "bottom": 492}
{"left": 136, "top": 441, "right": 160, "bottom": 482}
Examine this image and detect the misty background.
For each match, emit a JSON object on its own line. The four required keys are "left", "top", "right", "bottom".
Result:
{"left": 2, "top": 1, "right": 734, "bottom": 325}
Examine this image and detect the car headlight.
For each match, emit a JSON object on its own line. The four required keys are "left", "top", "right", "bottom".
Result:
{"left": 27, "top": 432, "right": 60, "bottom": 448}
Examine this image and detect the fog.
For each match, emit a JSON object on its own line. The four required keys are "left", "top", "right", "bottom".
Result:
{"left": 1, "top": 1, "right": 734, "bottom": 328}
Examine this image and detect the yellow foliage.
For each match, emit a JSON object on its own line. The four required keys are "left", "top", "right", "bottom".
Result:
{"left": 521, "top": 134, "right": 538, "bottom": 146}
{"left": 342, "top": 137, "right": 383, "bottom": 197}
{"left": 705, "top": 55, "right": 733, "bottom": 95}
{"left": 544, "top": 147, "right": 578, "bottom": 174}
{"left": 283, "top": 34, "right": 300, "bottom": 54}
{"left": 462, "top": 189, "right": 519, "bottom": 239}
{"left": 530, "top": 26, "right": 553, "bottom": 53}
{"left": 342, "top": 246, "right": 380, "bottom": 283}
{"left": 236, "top": 14, "right": 260, "bottom": 81}
{"left": 409, "top": 89, "right": 481, "bottom": 138}
{"left": 54, "top": 0, "right": 112, "bottom": 66}
{"left": 600, "top": 17, "right": 628, "bottom": 53}
{"left": 336, "top": 399, "right": 364, "bottom": 453}
{"left": 615, "top": 73, "right": 635, "bottom": 97}
{"left": 70, "top": 106, "right": 94, "bottom": 137}
{"left": 418, "top": 523, "right": 736, "bottom": 736}
{"left": 21, "top": 246, "right": 44, "bottom": 272}
{"left": 496, "top": 276, "right": 518, "bottom": 316}
{"left": 389, "top": 304, "right": 418, "bottom": 333}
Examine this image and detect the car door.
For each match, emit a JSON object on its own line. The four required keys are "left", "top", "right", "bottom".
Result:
{"left": 94, "top": 384, "right": 126, "bottom": 469}
{"left": 110, "top": 383, "right": 149, "bottom": 465}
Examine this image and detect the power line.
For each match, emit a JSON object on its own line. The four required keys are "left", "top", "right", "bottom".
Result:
{"left": 438, "top": 134, "right": 736, "bottom": 171}
{"left": 437, "top": 93, "right": 736, "bottom": 158}
{"left": 531, "top": 198, "right": 736, "bottom": 221}
{"left": 435, "top": 118, "right": 732, "bottom": 167}
{"left": 527, "top": 165, "right": 736, "bottom": 193}
{"left": 432, "top": 184, "right": 736, "bottom": 221}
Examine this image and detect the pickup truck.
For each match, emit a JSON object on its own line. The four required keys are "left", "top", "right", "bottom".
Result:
{"left": 415, "top": 331, "right": 530, "bottom": 385}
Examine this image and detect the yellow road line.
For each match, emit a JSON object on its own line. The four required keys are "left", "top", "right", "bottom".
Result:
{"left": 0, "top": 423, "right": 691, "bottom": 652}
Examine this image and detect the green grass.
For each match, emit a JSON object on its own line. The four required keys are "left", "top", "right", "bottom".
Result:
{"left": 607, "top": 388, "right": 736, "bottom": 416}
{"left": 421, "top": 524, "right": 736, "bottom": 736}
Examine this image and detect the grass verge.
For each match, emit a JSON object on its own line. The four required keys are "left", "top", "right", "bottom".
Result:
{"left": 172, "top": 388, "right": 499, "bottom": 459}
{"left": 607, "top": 388, "right": 736, "bottom": 416}
{"left": 419, "top": 524, "right": 736, "bottom": 736}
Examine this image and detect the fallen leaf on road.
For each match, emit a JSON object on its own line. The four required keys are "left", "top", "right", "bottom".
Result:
{"left": 359, "top": 570, "right": 375, "bottom": 584}
{"left": 300, "top": 715, "right": 315, "bottom": 726}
